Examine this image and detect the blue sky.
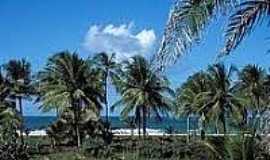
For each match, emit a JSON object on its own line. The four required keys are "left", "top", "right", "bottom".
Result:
{"left": 1, "top": 0, "right": 270, "bottom": 116}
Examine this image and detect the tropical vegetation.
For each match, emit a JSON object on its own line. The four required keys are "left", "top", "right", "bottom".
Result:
{"left": 2, "top": 0, "right": 270, "bottom": 159}
{"left": 156, "top": 0, "right": 270, "bottom": 66}
{"left": 93, "top": 52, "right": 118, "bottom": 128}
{"left": 111, "top": 55, "right": 174, "bottom": 136}
{"left": 37, "top": 51, "right": 105, "bottom": 147}
{"left": 1, "top": 52, "right": 270, "bottom": 159}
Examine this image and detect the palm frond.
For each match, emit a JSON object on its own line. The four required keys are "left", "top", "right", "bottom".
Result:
{"left": 155, "top": 0, "right": 236, "bottom": 68}
{"left": 223, "top": 0, "right": 270, "bottom": 55}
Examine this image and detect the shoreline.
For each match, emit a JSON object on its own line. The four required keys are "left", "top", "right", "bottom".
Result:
{"left": 19, "top": 129, "right": 269, "bottom": 137}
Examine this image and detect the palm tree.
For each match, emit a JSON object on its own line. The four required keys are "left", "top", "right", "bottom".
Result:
{"left": 0, "top": 70, "right": 18, "bottom": 142}
{"left": 155, "top": 0, "right": 237, "bottom": 66}
{"left": 155, "top": 0, "right": 270, "bottom": 66}
{"left": 176, "top": 71, "right": 209, "bottom": 116}
{"left": 224, "top": 0, "right": 270, "bottom": 55}
{"left": 93, "top": 52, "right": 118, "bottom": 125}
{"left": 198, "top": 63, "right": 243, "bottom": 133}
{"left": 111, "top": 55, "right": 174, "bottom": 137}
{"left": 3, "top": 59, "right": 32, "bottom": 145}
{"left": 37, "top": 51, "right": 104, "bottom": 147}
{"left": 176, "top": 71, "right": 209, "bottom": 137}
{"left": 236, "top": 64, "right": 267, "bottom": 132}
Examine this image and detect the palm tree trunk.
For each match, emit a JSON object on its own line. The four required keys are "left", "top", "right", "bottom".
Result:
{"left": 142, "top": 105, "right": 147, "bottom": 137}
{"left": 187, "top": 114, "right": 190, "bottom": 142}
{"left": 105, "top": 70, "right": 109, "bottom": 124}
{"left": 74, "top": 100, "right": 81, "bottom": 148}
{"left": 138, "top": 107, "right": 141, "bottom": 138}
{"left": 243, "top": 108, "right": 248, "bottom": 126}
{"left": 254, "top": 96, "right": 260, "bottom": 134}
{"left": 76, "top": 122, "right": 81, "bottom": 148}
{"left": 18, "top": 96, "right": 24, "bottom": 145}
{"left": 56, "top": 107, "right": 59, "bottom": 118}
{"left": 201, "top": 120, "right": 206, "bottom": 140}
{"left": 222, "top": 115, "right": 227, "bottom": 134}
{"left": 215, "top": 119, "right": 219, "bottom": 134}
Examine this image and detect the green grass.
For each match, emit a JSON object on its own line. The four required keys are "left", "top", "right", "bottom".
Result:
{"left": 28, "top": 135, "right": 237, "bottom": 160}
{"left": 25, "top": 136, "right": 51, "bottom": 146}
{"left": 30, "top": 151, "right": 164, "bottom": 160}
{"left": 27, "top": 136, "right": 188, "bottom": 160}
{"left": 30, "top": 151, "right": 86, "bottom": 160}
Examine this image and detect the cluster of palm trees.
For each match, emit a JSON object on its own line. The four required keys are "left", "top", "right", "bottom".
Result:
{"left": 0, "top": 59, "right": 33, "bottom": 145}
{"left": 176, "top": 63, "right": 270, "bottom": 134}
{"left": 1, "top": 50, "right": 269, "bottom": 155}
{"left": 0, "top": 51, "right": 175, "bottom": 148}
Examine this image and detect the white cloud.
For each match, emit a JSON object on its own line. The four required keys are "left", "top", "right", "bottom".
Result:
{"left": 82, "top": 23, "right": 156, "bottom": 60}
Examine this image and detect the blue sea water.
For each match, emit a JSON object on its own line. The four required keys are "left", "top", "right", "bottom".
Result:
{"left": 24, "top": 116, "right": 198, "bottom": 133}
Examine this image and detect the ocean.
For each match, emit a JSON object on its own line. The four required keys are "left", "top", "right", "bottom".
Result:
{"left": 24, "top": 116, "right": 198, "bottom": 133}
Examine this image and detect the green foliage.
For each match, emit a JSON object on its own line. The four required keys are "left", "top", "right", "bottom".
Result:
{"left": 176, "top": 71, "right": 209, "bottom": 116}
{"left": 224, "top": 0, "right": 270, "bottom": 55}
{"left": 37, "top": 51, "right": 104, "bottom": 114}
{"left": 111, "top": 55, "right": 174, "bottom": 136}
{"left": 0, "top": 73, "right": 19, "bottom": 138}
{"left": 82, "top": 136, "right": 233, "bottom": 160}
{"left": 46, "top": 109, "right": 112, "bottom": 146}
{"left": 92, "top": 52, "right": 119, "bottom": 126}
{"left": 156, "top": 0, "right": 237, "bottom": 66}
{"left": 176, "top": 63, "right": 244, "bottom": 133}
{"left": 0, "top": 106, "right": 29, "bottom": 160}
{"left": 156, "top": 0, "right": 270, "bottom": 66}
{"left": 0, "top": 142, "right": 30, "bottom": 160}
{"left": 236, "top": 64, "right": 267, "bottom": 110}
{"left": 37, "top": 51, "right": 105, "bottom": 147}
{"left": 3, "top": 59, "right": 33, "bottom": 96}
{"left": 2, "top": 59, "right": 33, "bottom": 145}
{"left": 0, "top": 68, "right": 30, "bottom": 160}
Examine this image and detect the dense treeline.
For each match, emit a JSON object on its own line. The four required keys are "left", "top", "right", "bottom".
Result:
{"left": 176, "top": 64, "right": 270, "bottom": 135}
{"left": 0, "top": 51, "right": 175, "bottom": 159}
{"left": 1, "top": 51, "right": 270, "bottom": 159}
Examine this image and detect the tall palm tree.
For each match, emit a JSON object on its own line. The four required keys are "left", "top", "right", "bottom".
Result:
{"left": 3, "top": 59, "right": 32, "bottom": 145}
{"left": 198, "top": 63, "right": 243, "bottom": 133}
{"left": 111, "top": 55, "right": 174, "bottom": 137}
{"left": 236, "top": 64, "right": 267, "bottom": 132}
{"left": 0, "top": 70, "right": 18, "bottom": 142}
{"left": 176, "top": 71, "right": 209, "bottom": 116}
{"left": 237, "top": 65, "right": 266, "bottom": 111}
{"left": 93, "top": 52, "right": 118, "bottom": 125}
{"left": 176, "top": 71, "right": 209, "bottom": 137}
{"left": 37, "top": 51, "right": 104, "bottom": 147}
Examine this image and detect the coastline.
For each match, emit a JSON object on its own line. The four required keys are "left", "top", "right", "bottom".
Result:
{"left": 19, "top": 129, "right": 266, "bottom": 137}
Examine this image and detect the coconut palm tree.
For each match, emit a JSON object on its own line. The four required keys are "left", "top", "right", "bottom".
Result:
{"left": 176, "top": 71, "right": 209, "bottom": 116}
{"left": 176, "top": 71, "right": 210, "bottom": 137}
{"left": 0, "top": 70, "right": 18, "bottom": 142}
{"left": 198, "top": 63, "right": 243, "bottom": 133}
{"left": 37, "top": 51, "right": 104, "bottom": 147}
{"left": 236, "top": 64, "right": 267, "bottom": 132}
{"left": 3, "top": 59, "right": 32, "bottom": 145}
{"left": 111, "top": 55, "right": 174, "bottom": 137}
{"left": 93, "top": 52, "right": 118, "bottom": 125}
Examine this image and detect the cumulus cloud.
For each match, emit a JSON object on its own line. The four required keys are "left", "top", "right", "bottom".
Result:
{"left": 82, "top": 23, "right": 156, "bottom": 60}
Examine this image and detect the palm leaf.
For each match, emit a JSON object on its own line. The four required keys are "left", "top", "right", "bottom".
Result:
{"left": 223, "top": 0, "right": 270, "bottom": 55}
{"left": 155, "top": 0, "right": 236, "bottom": 67}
